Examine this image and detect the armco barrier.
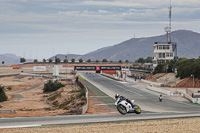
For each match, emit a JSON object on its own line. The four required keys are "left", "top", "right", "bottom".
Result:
{"left": 141, "top": 79, "right": 163, "bottom": 87}
{"left": 147, "top": 85, "right": 173, "bottom": 96}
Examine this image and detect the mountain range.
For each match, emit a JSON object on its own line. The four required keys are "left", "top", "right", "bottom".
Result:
{"left": 1, "top": 30, "right": 200, "bottom": 64}
{"left": 50, "top": 30, "right": 200, "bottom": 62}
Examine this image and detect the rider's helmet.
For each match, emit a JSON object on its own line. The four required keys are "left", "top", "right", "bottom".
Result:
{"left": 115, "top": 94, "right": 120, "bottom": 99}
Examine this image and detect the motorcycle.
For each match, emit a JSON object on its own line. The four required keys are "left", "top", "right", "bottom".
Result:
{"left": 114, "top": 98, "right": 142, "bottom": 115}
{"left": 159, "top": 95, "right": 163, "bottom": 102}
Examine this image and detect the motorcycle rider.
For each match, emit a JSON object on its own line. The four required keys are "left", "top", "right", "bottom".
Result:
{"left": 115, "top": 94, "right": 134, "bottom": 108}
{"left": 159, "top": 94, "right": 163, "bottom": 102}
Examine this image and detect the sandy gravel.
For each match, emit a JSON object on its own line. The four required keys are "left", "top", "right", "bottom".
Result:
{"left": 1, "top": 117, "right": 200, "bottom": 133}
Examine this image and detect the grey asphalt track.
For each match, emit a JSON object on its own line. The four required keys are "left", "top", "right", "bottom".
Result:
{"left": 79, "top": 72, "right": 200, "bottom": 113}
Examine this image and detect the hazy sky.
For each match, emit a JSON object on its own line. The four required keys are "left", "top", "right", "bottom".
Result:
{"left": 0, "top": 0, "right": 200, "bottom": 60}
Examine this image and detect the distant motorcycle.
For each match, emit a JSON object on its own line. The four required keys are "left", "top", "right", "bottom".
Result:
{"left": 114, "top": 98, "right": 141, "bottom": 115}
{"left": 159, "top": 95, "right": 163, "bottom": 102}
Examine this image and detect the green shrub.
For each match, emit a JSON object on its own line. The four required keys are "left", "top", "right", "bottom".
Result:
{"left": 7, "top": 87, "right": 12, "bottom": 90}
{"left": 77, "top": 89, "right": 86, "bottom": 99}
{"left": 0, "top": 86, "right": 8, "bottom": 102}
{"left": 43, "top": 80, "right": 65, "bottom": 93}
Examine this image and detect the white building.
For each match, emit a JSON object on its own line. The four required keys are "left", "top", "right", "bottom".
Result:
{"left": 153, "top": 42, "right": 177, "bottom": 68}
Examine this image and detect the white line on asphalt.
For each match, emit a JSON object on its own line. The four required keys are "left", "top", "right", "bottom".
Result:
{"left": 95, "top": 103, "right": 114, "bottom": 106}
{"left": 0, "top": 125, "right": 41, "bottom": 129}
{"left": 115, "top": 84, "right": 143, "bottom": 96}
{"left": 90, "top": 96, "right": 109, "bottom": 98}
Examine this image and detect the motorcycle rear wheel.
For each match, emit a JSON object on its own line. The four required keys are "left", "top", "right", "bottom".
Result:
{"left": 134, "top": 104, "right": 141, "bottom": 114}
{"left": 117, "top": 104, "right": 127, "bottom": 115}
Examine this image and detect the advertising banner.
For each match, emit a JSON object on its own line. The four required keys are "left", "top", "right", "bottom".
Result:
{"left": 33, "top": 66, "right": 46, "bottom": 71}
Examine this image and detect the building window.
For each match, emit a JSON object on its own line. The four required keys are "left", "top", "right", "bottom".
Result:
{"left": 166, "top": 53, "right": 170, "bottom": 57}
{"left": 170, "top": 53, "right": 173, "bottom": 57}
{"left": 159, "top": 53, "right": 165, "bottom": 58}
{"left": 163, "top": 45, "right": 169, "bottom": 49}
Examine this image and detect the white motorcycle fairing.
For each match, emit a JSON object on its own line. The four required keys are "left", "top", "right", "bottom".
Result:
{"left": 115, "top": 98, "right": 135, "bottom": 113}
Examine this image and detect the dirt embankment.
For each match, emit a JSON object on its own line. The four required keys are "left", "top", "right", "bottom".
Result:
{"left": 175, "top": 77, "right": 200, "bottom": 88}
{"left": 0, "top": 75, "right": 87, "bottom": 117}
{"left": 146, "top": 73, "right": 200, "bottom": 88}
{"left": 145, "top": 73, "right": 166, "bottom": 82}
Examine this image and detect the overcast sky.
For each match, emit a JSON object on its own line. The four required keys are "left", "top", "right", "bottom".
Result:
{"left": 0, "top": 0, "right": 200, "bottom": 60}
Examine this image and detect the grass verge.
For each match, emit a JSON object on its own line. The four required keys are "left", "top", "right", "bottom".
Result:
{"left": 80, "top": 77, "right": 115, "bottom": 108}
{"left": 182, "top": 101, "right": 200, "bottom": 106}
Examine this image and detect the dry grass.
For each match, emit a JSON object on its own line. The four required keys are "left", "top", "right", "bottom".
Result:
{"left": 1, "top": 117, "right": 200, "bottom": 133}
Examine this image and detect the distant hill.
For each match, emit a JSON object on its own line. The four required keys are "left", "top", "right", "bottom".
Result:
{"left": 4, "top": 30, "right": 199, "bottom": 64}
{"left": 51, "top": 30, "right": 200, "bottom": 62}
{"left": 0, "top": 53, "right": 21, "bottom": 65}
{"left": 79, "top": 30, "right": 200, "bottom": 62}
{"left": 48, "top": 54, "right": 82, "bottom": 61}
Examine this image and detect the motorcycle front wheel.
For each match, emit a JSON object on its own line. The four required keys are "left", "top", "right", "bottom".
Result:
{"left": 117, "top": 104, "right": 127, "bottom": 115}
{"left": 134, "top": 104, "right": 142, "bottom": 114}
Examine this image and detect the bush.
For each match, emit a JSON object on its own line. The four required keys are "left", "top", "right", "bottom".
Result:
{"left": 0, "top": 86, "right": 8, "bottom": 102}
{"left": 7, "top": 87, "right": 12, "bottom": 90}
{"left": 43, "top": 80, "right": 65, "bottom": 93}
{"left": 77, "top": 89, "right": 86, "bottom": 99}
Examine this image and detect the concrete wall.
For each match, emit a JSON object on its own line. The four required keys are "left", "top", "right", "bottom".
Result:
{"left": 147, "top": 85, "right": 173, "bottom": 96}
{"left": 82, "top": 85, "right": 88, "bottom": 114}
{"left": 141, "top": 79, "right": 163, "bottom": 87}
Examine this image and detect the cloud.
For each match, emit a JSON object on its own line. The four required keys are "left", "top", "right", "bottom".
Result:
{"left": 81, "top": 0, "right": 149, "bottom": 8}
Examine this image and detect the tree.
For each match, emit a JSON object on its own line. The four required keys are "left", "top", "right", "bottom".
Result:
{"left": 0, "top": 86, "right": 8, "bottom": 102}
{"left": 153, "top": 64, "right": 165, "bottom": 75}
{"left": 145, "top": 57, "right": 153, "bottom": 63}
{"left": 71, "top": 58, "right": 75, "bottom": 63}
{"left": 55, "top": 58, "right": 61, "bottom": 64}
{"left": 119, "top": 60, "right": 122, "bottom": 63}
{"left": 102, "top": 59, "right": 108, "bottom": 62}
{"left": 135, "top": 58, "right": 145, "bottom": 63}
{"left": 96, "top": 60, "right": 99, "bottom": 63}
{"left": 34, "top": 59, "right": 38, "bottom": 63}
{"left": 125, "top": 60, "right": 129, "bottom": 63}
{"left": 20, "top": 58, "right": 26, "bottom": 63}
{"left": 79, "top": 59, "right": 83, "bottom": 63}
{"left": 2, "top": 61, "right": 5, "bottom": 65}
{"left": 64, "top": 59, "right": 68, "bottom": 63}
{"left": 135, "top": 57, "right": 153, "bottom": 63}
{"left": 49, "top": 59, "right": 53, "bottom": 63}
{"left": 43, "top": 58, "right": 46, "bottom": 62}
{"left": 87, "top": 59, "right": 91, "bottom": 63}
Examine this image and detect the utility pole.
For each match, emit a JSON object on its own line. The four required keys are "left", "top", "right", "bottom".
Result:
{"left": 65, "top": 56, "right": 68, "bottom": 78}
{"left": 169, "top": 0, "right": 172, "bottom": 43}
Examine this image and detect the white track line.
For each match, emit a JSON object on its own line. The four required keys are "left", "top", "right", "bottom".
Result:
{"left": 0, "top": 125, "right": 41, "bottom": 129}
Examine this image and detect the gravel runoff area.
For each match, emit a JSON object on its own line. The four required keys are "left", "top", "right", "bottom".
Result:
{"left": 1, "top": 117, "right": 200, "bottom": 133}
